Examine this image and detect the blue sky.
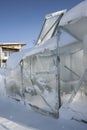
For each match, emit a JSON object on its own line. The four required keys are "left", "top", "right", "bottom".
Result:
{"left": 0, "top": 0, "right": 84, "bottom": 48}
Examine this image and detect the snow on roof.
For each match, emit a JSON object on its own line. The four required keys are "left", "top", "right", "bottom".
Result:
{"left": 6, "top": 36, "right": 57, "bottom": 69}
{"left": 45, "top": 9, "right": 66, "bottom": 19}
{"left": 59, "top": 0, "right": 87, "bottom": 26}
{"left": 0, "top": 42, "right": 26, "bottom": 46}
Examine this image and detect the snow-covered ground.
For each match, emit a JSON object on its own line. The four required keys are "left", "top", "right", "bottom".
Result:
{"left": 0, "top": 70, "right": 87, "bottom": 130}
{"left": 0, "top": 96, "right": 87, "bottom": 130}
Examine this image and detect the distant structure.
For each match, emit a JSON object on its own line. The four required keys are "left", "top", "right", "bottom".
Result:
{"left": 0, "top": 42, "right": 26, "bottom": 67}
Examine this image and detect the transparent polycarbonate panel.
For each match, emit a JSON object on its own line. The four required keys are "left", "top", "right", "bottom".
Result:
{"left": 23, "top": 51, "right": 59, "bottom": 117}
{"left": 71, "top": 50, "right": 83, "bottom": 77}
{"left": 39, "top": 24, "right": 57, "bottom": 44}
{"left": 5, "top": 49, "right": 59, "bottom": 118}
{"left": 58, "top": 27, "right": 84, "bottom": 104}
{"left": 40, "top": 17, "right": 58, "bottom": 38}
{"left": 37, "top": 16, "right": 59, "bottom": 45}
{"left": 5, "top": 64, "right": 24, "bottom": 99}
{"left": 60, "top": 48, "right": 84, "bottom": 104}
{"left": 59, "top": 29, "right": 77, "bottom": 47}
{"left": 69, "top": 85, "right": 87, "bottom": 116}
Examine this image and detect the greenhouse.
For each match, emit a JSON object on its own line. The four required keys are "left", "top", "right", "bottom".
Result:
{"left": 5, "top": 0, "right": 87, "bottom": 120}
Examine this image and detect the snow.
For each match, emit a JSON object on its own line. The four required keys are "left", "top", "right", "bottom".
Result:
{"left": 0, "top": 69, "right": 87, "bottom": 130}
{"left": 45, "top": 10, "right": 66, "bottom": 19}
{"left": 0, "top": 117, "right": 37, "bottom": 130}
{"left": 60, "top": 0, "right": 87, "bottom": 26}
{"left": 6, "top": 48, "right": 32, "bottom": 70}
{"left": 6, "top": 36, "right": 57, "bottom": 69}
{"left": 0, "top": 96, "right": 87, "bottom": 130}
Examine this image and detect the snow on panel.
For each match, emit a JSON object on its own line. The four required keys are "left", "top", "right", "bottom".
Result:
{"left": 60, "top": 0, "right": 87, "bottom": 26}
{"left": 7, "top": 36, "right": 57, "bottom": 69}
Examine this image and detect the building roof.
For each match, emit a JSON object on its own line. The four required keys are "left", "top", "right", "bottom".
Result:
{"left": 0, "top": 42, "right": 26, "bottom": 46}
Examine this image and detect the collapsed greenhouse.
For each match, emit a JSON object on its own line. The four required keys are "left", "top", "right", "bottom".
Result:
{"left": 5, "top": 0, "right": 87, "bottom": 120}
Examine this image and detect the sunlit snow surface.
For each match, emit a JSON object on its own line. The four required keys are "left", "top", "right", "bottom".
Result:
{"left": 0, "top": 70, "right": 87, "bottom": 130}
{"left": 0, "top": 117, "right": 38, "bottom": 130}
{"left": 0, "top": 96, "right": 87, "bottom": 130}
